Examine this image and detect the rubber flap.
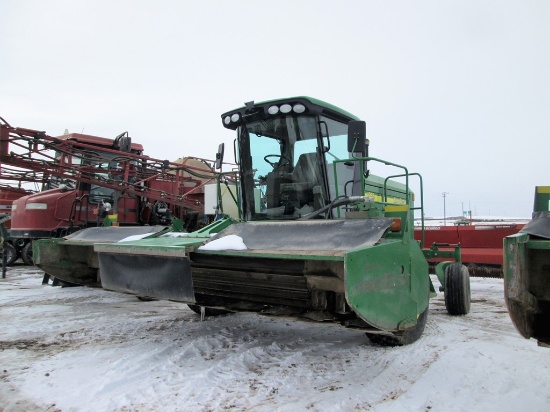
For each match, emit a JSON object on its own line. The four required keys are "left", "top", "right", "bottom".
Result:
{"left": 99, "top": 253, "right": 195, "bottom": 302}
{"left": 204, "top": 219, "right": 392, "bottom": 252}
{"left": 520, "top": 211, "right": 550, "bottom": 239}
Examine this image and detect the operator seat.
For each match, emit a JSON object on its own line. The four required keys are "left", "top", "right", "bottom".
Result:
{"left": 292, "top": 152, "right": 320, "bottom": 186}
{"left": 282, "top": 152, "right": 321, "bottom": 210}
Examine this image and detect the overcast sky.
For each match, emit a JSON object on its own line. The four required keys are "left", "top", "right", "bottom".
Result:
{"left": 1, "top": 1, "right": 548, "bottom": 217}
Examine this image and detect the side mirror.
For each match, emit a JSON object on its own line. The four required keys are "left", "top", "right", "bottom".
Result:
{"left": 115, "top": 132, "right": 132, "bottom": 152}
{"left": 215, "top": 143, "right": 225, "bottom": 170}
{"left": 348, "top": 121, "right": 366, "bottom": 154}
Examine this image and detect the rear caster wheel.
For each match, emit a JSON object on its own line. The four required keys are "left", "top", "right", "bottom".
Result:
{"left": 445, "top": 263, "right": 471, "bottom": 315}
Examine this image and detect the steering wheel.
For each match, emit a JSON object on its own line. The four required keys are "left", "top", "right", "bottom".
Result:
{"left": 264, "top": 154, "right": 291, "bottom": 168}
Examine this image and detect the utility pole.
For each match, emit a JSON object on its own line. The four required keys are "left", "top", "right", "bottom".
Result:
{"left": 442, "top": 192, "right": 449, "bottom": 226}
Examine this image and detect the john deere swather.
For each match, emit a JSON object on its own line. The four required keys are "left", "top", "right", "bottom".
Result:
{"left": 43, "top": 97, "right": 471, "bottom": 345}
{"left": 504, "top": 186, "right": 550, "bottom": 346}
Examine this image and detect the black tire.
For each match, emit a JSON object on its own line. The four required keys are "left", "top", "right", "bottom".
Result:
{"left": 21, "top": 242, "right": 34, "bottom": 266}
{"left": 444, "top": 263, "right": 471, "bottom": 315}
{"left": 1, "top": 242, "right": 18, "bottom": 266}
{"left": 187, "top": 304, "right": 230, "bottom": 317}
{"left": 366, "top": 307, "right": 428, "bottom": 346}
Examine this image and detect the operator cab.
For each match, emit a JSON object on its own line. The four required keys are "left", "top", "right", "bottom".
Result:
{"left": 221, "top": 97, "right": 365, "bottom": 221}
{"left": 45, "top": 134, "right": 143, "bottom": 212}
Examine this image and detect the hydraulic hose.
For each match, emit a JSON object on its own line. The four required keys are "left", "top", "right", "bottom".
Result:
{"left": 300, "top": 196, "right": 368, "bottom": 220}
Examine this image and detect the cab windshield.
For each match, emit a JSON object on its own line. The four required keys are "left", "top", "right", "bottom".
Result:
{"left": 239, "top": 114, "right": 349, "bottom": 220}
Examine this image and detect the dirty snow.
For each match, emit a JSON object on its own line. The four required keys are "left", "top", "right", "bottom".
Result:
{"left": 198, "top": 234, "right": 248, "bottom": 251}
{"left": 1, "top": 266, "right": 549, "bottom": 412}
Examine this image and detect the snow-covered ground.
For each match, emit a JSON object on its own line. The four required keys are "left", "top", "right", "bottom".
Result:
{"left": 1, "top": 266, "right": 549, "bottom": 412}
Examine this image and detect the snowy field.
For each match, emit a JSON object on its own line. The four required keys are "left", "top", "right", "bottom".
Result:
{"left": 1, "top": 266, "right": 549, "bottom": 412}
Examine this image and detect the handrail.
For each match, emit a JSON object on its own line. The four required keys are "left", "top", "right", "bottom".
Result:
{"left": 216, "top": 171, "right": 241, "bottom": 220}
{"left": 330, "top": 157, "right": 425, "bottom": 246}
{"left": 385, "top": 172, "right": 425, "bottom": 248}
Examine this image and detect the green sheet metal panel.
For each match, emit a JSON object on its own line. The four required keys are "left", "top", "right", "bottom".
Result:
{"left": 344, "top": 239, "right": 429, "bottom": 331}
{"left": 93, "top": 216, "right": 235, "bottom": 256}
{"left": 33, "top": 238, "right": 101, "bottom": 286}
{"left": 94, "top": 236, "right": 209, "bottom": 257}
{"left": 534, "top": 186, "right": 550, "bottom": 213}
{"left": 504, "top": 232, "right": 536, "bottom": 339}
{"left": 193, "top": 249, "right": 344, "bottom": 261}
